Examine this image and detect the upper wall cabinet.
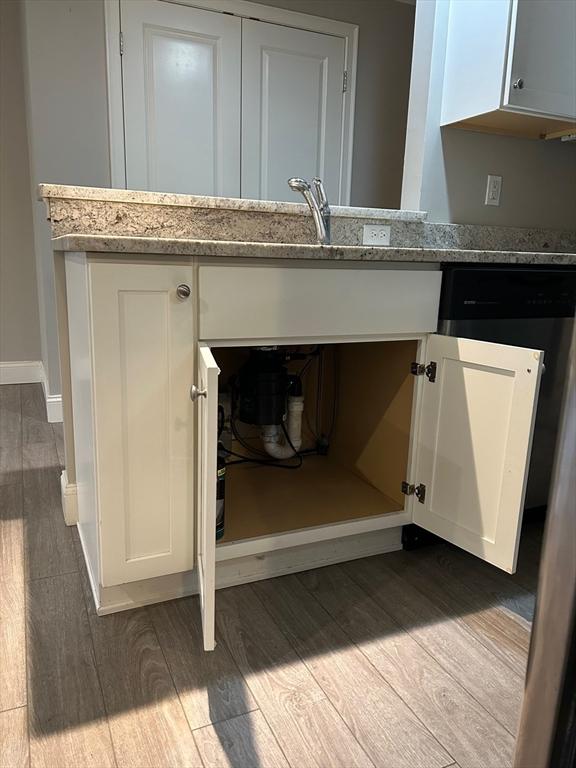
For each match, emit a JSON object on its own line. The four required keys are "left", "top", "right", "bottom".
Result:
{"left": 441, "top": 0, "right": 576, "bottom": 139}
{"left": 114, "top": 0, "right": 356, "bottom": 202}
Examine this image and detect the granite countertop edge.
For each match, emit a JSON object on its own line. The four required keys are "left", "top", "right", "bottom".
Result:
{"left": 51, "top": 234, "right": 576, "bottom": 265}
{"left": 39, "top": 184, "right": 426, "bottom": 221}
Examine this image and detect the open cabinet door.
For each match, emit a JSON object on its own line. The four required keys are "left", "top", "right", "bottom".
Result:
{"left": 196, "top": 344, "right": 220, "bottom": 650}
{"left": 413, "top": 335, "right": 543, "bottom": 573}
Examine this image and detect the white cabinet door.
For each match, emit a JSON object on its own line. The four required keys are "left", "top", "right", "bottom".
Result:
{"left": 505, "top": 0, "right": 576, "bottom": 118}
{"left": 413, "top": 335, "right": 543, "bottom": 573}
{"left": 196, "top": 344, "right": 220, "bottom": 651}
{"left": 241, "top": 18, "right": 346, "bottom": 203}
{"left": 121, "top": 0, "right": 241, "bottom": 195}
{"left": 90, "top": 262, "right": 195, "bottom": 586}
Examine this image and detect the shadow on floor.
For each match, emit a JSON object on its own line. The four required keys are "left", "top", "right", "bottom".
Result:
{"left": 2, "top": 383, "right": 544, "bottom": 767}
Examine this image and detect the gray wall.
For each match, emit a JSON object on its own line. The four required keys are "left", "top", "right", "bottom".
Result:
{"left": 22, "top": 0, "right": 111, "bottom": 396}
{"left": 0, "top": 0, "right": 41, "bottom": 364}
{"left": 253, "top": 0, "right": 416, "bottom": 209}
{"left": 402, "top": 0, "right": 576, "bottom": 229}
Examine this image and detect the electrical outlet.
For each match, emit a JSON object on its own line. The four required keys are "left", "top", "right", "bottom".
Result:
{"left": 363, "top": 224, "right": 391, "bottom": 246}
{"left": 485, "top": 174, "right": 502, "bottom": 206}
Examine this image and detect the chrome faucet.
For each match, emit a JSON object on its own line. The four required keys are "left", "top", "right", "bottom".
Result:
{"left": 288, "top": 177, "right": 331, "bottom": 245}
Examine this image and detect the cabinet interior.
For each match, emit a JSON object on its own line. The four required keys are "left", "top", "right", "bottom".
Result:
{"left": 213, "top": 339, "right": 417, "bottom": 544}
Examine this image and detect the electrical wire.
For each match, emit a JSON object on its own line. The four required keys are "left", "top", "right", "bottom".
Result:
{"left": 326, "top": 345, "right": 340, "bottom": 439}
{"left": 222, "top": 442, "right": 305, "bottom": 470}
{"left": 297, "top": 354, "right": 315, "bottom": 380}
{"left": 316, "top": 346, "right": 324, "bottom": 438}
{"left": 231, "top": 417, "right": 271, "bottom": 458}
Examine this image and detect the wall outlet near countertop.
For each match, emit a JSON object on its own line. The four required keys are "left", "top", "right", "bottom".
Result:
{"left": 485, "top": 174, "right": 502, "bottom": 206}
{"left": 362, "top": 224, "right": 391, "bottom": 246}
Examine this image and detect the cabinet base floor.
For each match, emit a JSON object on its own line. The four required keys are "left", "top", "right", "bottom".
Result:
{"left": 220, "top": 455, "right": 403, "bottom": 544}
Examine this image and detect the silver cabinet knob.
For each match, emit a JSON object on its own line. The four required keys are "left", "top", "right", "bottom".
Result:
{"left": 176, "top": 283, "right": 191, "bottom": 300}
{"left": 190, "top": 384, "right": 207, "bottom": 401}
{"left": 512, "top": 78, "right": 524, "bottom": 90}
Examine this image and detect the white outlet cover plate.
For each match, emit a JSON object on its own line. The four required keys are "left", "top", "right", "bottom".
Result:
{"left": 485, "top": 174, "right": 502, "bottom": 206}
{"left": 362, "top": 224, "right": 391, "bottom": 246}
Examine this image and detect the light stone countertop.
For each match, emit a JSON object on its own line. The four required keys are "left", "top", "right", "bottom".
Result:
{"left": 52, "top": 234, "right": 576, "bottom": 266}
{"left": 39, "top": 184, "right": 426, "bottom": 221}
{"left": 41, "top": 184, "right": 576, "bottom": 254}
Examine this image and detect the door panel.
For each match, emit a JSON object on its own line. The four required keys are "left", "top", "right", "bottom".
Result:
{"left": 196, "top": 344, "right": 220, "bottom": 651}
{"left": 505, "top": 0, "right": 576, "bottom": 118}
{"left": 121, "top": 0, "right": 241, "bottom": 195}
{"left": 89, "top": 263, "right": 195, "bottom": 586}
{"left": 413, "top": 335, "right": 543, "bottom": 573}
{"left": 241, "top": 18, "right": 346, "bottom": 203}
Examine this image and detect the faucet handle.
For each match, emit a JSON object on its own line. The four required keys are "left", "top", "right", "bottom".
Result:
{"left": 312, "top": 178, "right": 330, "bottom": 213}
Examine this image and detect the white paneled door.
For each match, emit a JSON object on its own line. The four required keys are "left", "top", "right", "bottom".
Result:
{"left": 89, "top": 262, "right": 196, "bottom": 586}
{"left": 119, "top": 1, "right": 351, "bottom": 201}
{"left": 413, "top": 335, "right": 543, "bottom": 574}
{"left": 121, "top": 0, "right": 241, "bottom": 195}
{"left": 506, "top": 0, "right": 576, "bottom": 119}
{"left": 196, "top": 344, "right": 220, "bottom": 651}
{"left": 241, "top": 19, "right": 347, "bottom": 203}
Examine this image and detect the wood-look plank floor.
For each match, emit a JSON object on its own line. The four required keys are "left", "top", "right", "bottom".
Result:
{"left": 0, "top": 383, "right": 542, "bottom": 768}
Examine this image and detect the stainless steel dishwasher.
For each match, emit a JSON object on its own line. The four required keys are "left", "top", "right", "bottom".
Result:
{"left": 438, "top": 266, "right": 576, "bottom": 513}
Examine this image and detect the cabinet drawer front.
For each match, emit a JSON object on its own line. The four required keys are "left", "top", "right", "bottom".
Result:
{"left": 199, "top": 265, "right": 441, "bottom": 341}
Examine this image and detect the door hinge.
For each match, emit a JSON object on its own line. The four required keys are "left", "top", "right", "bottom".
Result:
{"left": 401, "top": 481, "right": 415, "bottom": 496}
{"left": 119, "top": 31, "right": 124, "bottom": 56}
{"left": 410, "top": 361, "right": 437, "bottom": 383}
{"left": 342, "top": 70, "right": 348, "bottom": 93}
{"left": 402, "top": 481, "right": 426, "bottom": 503}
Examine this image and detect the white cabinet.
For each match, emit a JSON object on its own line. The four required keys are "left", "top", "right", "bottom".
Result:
{"left": 117, "top": 0, "right": 355, "bottom": 202}
{"left": 506, "top": 0, "right": 576, "bottom": 119}
{"left": 68, "top": 261, "right": 197, "bottom": 587}
{"left": 441, "top": 0, "right": 576, "bottom": 138}
{"left": 194, "top": 264, "right": 543, "bottom": 649}
{"left": 65, "top": 257, "right": 542, "bottom": 650}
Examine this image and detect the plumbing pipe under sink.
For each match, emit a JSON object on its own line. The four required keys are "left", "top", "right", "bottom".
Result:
{"left": 261, "top": 396, "right": 304, "bottom": 459}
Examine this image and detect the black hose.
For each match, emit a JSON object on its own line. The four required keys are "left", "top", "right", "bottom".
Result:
{"left": 222, "top": 442, "right": 304, "bottom": 470}
{"left": 231, "top": 417, "right": 270, "bottom": 457}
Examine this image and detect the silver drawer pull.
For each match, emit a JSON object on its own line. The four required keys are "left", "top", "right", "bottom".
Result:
{"left": 190, "top": 384, "right": 207, "bottom": 401}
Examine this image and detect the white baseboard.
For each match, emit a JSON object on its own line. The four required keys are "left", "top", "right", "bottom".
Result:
{"left": 60, "top": 471, "right": 78, "bottom": 525}
{"left": 0, "top": 361, "right": 63, "bottom": 421}
{"left": 44, "top": 392, "right": 63, "bottom": 423}
{"left": 41, "top": 368, "right": 63, "bottom": 423}
{"left": 0, "top": 360, "right": 43, "bottom": 385}
{"left": 92, "top": 526, "right": 403, "bottom": 616}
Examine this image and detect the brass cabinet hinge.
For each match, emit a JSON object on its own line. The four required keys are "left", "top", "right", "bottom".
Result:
{"left": 401, "top": 481, "right": 426, "bottom": 503}
{"left": 410, "top": 361, "right": 437, "bottom": 382}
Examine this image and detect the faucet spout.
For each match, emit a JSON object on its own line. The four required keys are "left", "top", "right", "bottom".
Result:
{"left": 312, "top": 178, "right": 331, "bottom": 244}
{"left": 288, "top": 177, "right": 331, "bottom": 245}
